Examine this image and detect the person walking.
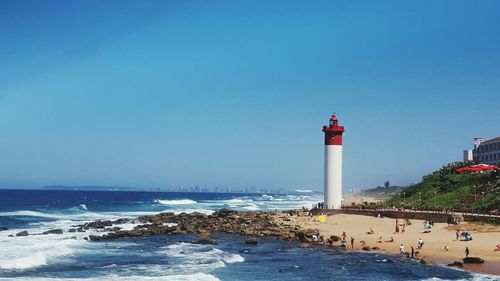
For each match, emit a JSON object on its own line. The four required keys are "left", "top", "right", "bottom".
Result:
{"left": 400, "top": 244, "right": 405, "bottom": 255}
{"left": 350, "top": 237, "right": 354, "bottom": 249}
{"left": 465, "top": 246, "right": 470, "bottom": 258}
{"left": 456, "top": 230, "right": 460, "bottom": 240}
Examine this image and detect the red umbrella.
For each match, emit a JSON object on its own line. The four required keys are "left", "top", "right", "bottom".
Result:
{"left": 456, "top": 164, "right": 499, "bottom": 173}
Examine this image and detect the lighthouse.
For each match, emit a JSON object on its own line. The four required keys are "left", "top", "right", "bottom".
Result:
{"left": 323, "top": 114, "right": 345, "bottom": 209}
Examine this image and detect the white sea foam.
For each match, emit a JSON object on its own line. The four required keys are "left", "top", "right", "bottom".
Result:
{"left": 243, "top": 203, "right": 259, "bottom": 211}
{"left": 155, "top": 199, "right": 198, "bottom": 205}
{"left": 79, "top": 204, "right": 88, "bottom": 210}
{"left": 0, "top": 209, "right": 147, "bottom": 271}
{"left": 0, "top": 209, "right": 164, "bottom": 222}
{"left": 295, "top": 189, "right": 313, "bottom": 193}
{"left": 421, "top": 274, "right": 500, "bottom": 281}
{"left": 0, "top": 235, "right": 77, "bottom": 270}
{"left": 159, "top": 242, "right": 245, "bottom": 271}
{"left": 0, "top": 273, "right": 220, "bottom": 281}
{"left": 173, "top": 209, "right": 214, "bottom": 215}
{"left": 223, "top": 198, "right": 246, "bottom": 204}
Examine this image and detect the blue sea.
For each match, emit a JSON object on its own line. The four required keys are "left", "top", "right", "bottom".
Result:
{"left": 0, "top": 189, "right": 497, "bottom": 281}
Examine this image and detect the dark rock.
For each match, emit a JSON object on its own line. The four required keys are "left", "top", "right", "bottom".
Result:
{"left": 0, "top": 227, "right": 8, "bottom": 231}
{"left": 16, "top": 230, "right": 29, "bottom": 237}
{"left": 196, "top": 232, "right": 214, "bottom": 244}
{"left": 68, "top": 228, "right": 77, "bottom": 233}
{"left": 420, "top": 257, "right": 431, "bottom": 265}
{"left": 371, "top": 247, "right": 380, "bottom": 250}
{"left": 362, "top": 246, "right": 371, "bottom": 251}
{"left": 88, "top": 235, "right": 102, "bottom": 241}
{"left": 77, "top": 208, "right": 308, "bottom": 245}
{"left": 8, "top": 235, "right": 14, "bottom": 237}
{"left": 197, "top": 236, "right": 214, "bottom": 244}
{"left": 245, "top": 238, "right": 258, "bottom": 245}
{"left": 447, "top": 261, "right": 464, "bottom": 268}
{"left": 216, "top": 208, "right": 238, "bottom": 218}
{"left": 463, "top": 257, "right": 485, "bottom": 264}
{"left": 112, "top": 218, "right": 131, "bottom": 224}
{"left": 84, "top": 220, "right": 113, "bottom": 229}
{"left": 330, "top": 235, "right": 341, "bottom": 242}
{"left": 42, "top": 229, "right": 63, "bottom": 235}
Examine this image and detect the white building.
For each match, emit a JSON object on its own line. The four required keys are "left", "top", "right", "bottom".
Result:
{"left": 472, "top": 136, "right": 500, "bottom": 165}
{"left": 463, "top": 149, "right": 473, "bottom": 162}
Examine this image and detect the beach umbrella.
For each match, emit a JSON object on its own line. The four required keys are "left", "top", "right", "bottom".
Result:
{"left": 316, "top": 215, "right": 327, "bottom": 223}
{"left": 456, "top": 164, "right": 499, "bottom": 173}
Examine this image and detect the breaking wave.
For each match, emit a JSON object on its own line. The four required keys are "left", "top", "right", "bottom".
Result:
{"left": 154, "top": 199, "right": 198, "bottom": 205}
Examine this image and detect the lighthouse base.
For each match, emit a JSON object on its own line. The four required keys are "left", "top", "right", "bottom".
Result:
{"left": 324, "top": 145, "right": 343, "bottom": 209}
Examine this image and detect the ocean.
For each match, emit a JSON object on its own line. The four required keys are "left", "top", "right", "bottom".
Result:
{"left": 0, "top": 189, "right": 497, "bottom": 281}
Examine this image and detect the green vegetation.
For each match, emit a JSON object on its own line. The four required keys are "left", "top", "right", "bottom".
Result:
{"left": 470, "top": 187, "right": 500, "bottom": 211}
{"left": 361, "top": 186, "right": 405, "bottom": 200}
{"left": 385, "top": 162, "right": 499, "bottom": 211}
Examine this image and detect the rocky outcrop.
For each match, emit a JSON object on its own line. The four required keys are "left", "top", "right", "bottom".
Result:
{"left": 245, "top": 237, "right": 258, "bottom": 245}
{"left": 447, "top": 261, "right": 464, "bottom": 268}
{"left": 43, "top": 229, "right": 63, "bottom": 235}
{"left": 196, "top": 232, "right": 214, "bottom": 244}
{"left": 0, "top": 227, "right": 8, "bottom": 231}
{"left": 463, "top": 257, "right": 485, "bottom": 264}
{"left": 82, "top": 209, "right": 304, "bottom": 243}
{"left": 16, "top": 230, "right": 28, "bottom": 237}
{"left": 420, "top": 256, "right": 431, "bottom": 265}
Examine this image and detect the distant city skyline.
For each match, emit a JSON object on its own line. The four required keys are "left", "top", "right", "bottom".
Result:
{"left": 0, "top": 1, "right": 499, "bottom": 190}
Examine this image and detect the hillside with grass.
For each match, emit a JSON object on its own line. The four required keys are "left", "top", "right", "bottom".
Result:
{"left": 385, "top": 162, "right": 499, "bottom": 212}
{"left": 361, "top": 185, "right": 405, "bottom": 200}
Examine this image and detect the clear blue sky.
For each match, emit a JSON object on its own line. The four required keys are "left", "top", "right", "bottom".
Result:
{"left": 0, "top": 0, "right": 499, "bottom": 190}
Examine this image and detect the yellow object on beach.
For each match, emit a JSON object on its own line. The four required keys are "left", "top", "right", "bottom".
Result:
{"left": 315, "top": 215, "right": 327, "bottom": 223}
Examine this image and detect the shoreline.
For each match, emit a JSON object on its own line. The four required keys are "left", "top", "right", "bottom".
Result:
{"left": 35, "top": 208, "right": 499, "bottom": 277}
{"left": 275, "top": 212, "right": 500, "bottom": 276}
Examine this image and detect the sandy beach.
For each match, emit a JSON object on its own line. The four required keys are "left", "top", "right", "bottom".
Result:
{"left": 276, "top": 213, "right": 500, "bottom": 275}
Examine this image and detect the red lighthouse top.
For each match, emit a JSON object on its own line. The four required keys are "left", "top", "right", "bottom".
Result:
{"left": 323, "top": 114, "right": 345, "bottom": 145}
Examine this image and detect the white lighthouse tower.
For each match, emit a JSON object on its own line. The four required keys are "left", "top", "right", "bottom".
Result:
{"left": 323, "top": 114, "right": 345, "bottom": 209}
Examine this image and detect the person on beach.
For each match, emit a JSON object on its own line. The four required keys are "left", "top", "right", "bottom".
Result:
{"left": 400, "top": 244, "right": 405, "bottom": 255}
{"left": 411, "top": 246, "right": 414, "bottom": 258}
{"left": 465, "top": 247, "right": 469, "bottom": 257}
{"left": 417, "top": 238, "right": 424, "bottom": 249}
{"left": 351, "top": 237, "right": 354, "bottom": 249}
{"left": 456, "top": 230, "right": 460, "bottom": 240}
{"left": 342, "top": 231, "right": 347, "bottom": 241}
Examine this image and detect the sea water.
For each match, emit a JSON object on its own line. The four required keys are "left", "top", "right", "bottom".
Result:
{"left": 0, "top": 189, "right": 497, "bottom": 281}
